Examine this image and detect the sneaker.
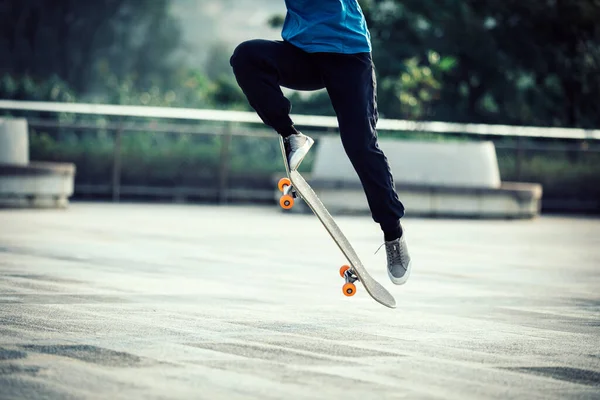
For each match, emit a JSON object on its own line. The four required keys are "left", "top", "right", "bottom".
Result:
{"left": 284, "top": 132, "right": 314, "bottom": 170}
{"left": 384, "top": 234, "right": 412, "bottom": 285}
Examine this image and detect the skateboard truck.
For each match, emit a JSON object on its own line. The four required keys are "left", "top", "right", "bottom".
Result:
{"left": 277, "top": 177, "right": 296, "bottom": 209}
{"left": 339, "top": 265, "right": 358, "bottom": 297}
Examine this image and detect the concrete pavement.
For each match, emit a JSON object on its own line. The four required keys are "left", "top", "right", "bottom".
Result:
{"left": 0, "top": 203, "right": 599, "bottom": 399}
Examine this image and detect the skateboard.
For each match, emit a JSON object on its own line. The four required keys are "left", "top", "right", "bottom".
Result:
{"left": 277, "top": 137, "right": 396, "bottom": 309}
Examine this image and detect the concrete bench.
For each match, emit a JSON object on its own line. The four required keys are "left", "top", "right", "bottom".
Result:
{"left": 0, "top": 118, "right": 75, "bottom": 208}
{"left": 278, "top": 136, "right": 542, "bottom": 219}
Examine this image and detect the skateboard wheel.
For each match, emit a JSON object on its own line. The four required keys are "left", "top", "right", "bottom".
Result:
{"left": 339, "top": 265, "right": 351, "bottom": 278}
{"left": 279, "top": 194, "right": 294, "bottom": 210}
{"left": 278, "top": 177, "right": 291, "bottom": 192}
{"left": 342, "top": 283, "right": 356, "bottom": 297}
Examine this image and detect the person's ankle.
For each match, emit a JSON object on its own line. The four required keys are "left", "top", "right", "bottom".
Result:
{"left": 382, "top": 221, "right": 402, "bottom": 242}
{"left": 280, "top": 125, "right": 301, "bottom": 138}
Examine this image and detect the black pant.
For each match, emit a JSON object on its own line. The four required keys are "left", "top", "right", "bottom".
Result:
{"left": 230, "top": 39, "right": 405, "bottom": 231}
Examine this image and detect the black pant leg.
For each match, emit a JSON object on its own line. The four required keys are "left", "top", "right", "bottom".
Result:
{"left": 319, "top": 52, "right": 405, "bottom": 229}
{"left": 230, "top": 40, "right": 324, "bottom": 136}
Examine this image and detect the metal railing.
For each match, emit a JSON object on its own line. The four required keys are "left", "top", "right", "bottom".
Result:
{"left": 1, "top": 100, "right": 599, "bottom": 210}
{"left": 2, "top": 100, "right": 600, "bottom": 139}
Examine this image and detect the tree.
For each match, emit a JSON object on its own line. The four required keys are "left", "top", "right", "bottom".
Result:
{"left": 0, "top": 0, "right": 183, "bottom": 97}
{"left": 362, "top": 0, "right": 600, "bottom": 128}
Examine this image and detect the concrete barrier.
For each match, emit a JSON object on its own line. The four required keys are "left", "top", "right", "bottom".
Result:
{"left": 313, "top": 138, "right": 503, "bottom": 188}
{"left": 0, "top": 119, "right": 29, "bottom": 165}
{"left": 276, "top": 136, "right": 542, "bottom": 219}
{"left": 0, "top": 118, "right": 75, "bottom": 208}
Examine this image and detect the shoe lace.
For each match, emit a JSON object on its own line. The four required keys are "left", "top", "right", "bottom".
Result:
{"left": 375, "top": 241, "right": 405, "bottom": 269}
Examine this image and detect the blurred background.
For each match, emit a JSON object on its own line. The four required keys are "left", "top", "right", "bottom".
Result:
{"left": 0, "top": 0, "right": 599, "bottom": 213}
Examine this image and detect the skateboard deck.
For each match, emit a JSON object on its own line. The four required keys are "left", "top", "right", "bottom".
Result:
{"left": 277, "top": 138, "right": 396, "bottom": 309}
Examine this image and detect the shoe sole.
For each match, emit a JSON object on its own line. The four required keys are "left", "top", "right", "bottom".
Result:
{"left": 388, "top": 260, "right": 412, "bottom": 285}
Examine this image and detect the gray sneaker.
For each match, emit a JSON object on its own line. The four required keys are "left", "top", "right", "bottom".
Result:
{"left": 284, "top": 132, "right": 314, "bottom": 170}
{"left": 385, "top": 234, "right": 412, "bottom": 285}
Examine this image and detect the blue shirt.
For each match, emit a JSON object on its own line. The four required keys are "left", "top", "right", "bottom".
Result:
{"left": 282, "top": 0, "right": 372, "bottom": 54}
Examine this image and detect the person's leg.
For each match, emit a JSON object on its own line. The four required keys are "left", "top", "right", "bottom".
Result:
{"left": 230, "top": 40, "right": 323, "bottom": 136}
{"left": 318, "top": 52, "right": 405, "bottom": 234}
{"left": 318, "top": 52, "right": 411, "bottom": 284}
{"left": 230, "top": 39, "right": 321, "bottom": 168}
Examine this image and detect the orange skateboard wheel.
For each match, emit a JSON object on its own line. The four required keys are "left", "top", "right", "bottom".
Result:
{"left": 339, "top": 265, "right": 351, "bottom": 278}
{"left": 278, "top": 177, "right": 291, "bottom": 192}
{"left": 342, "top": 283, "right": 356, "bottom": 297}
{"left": 279, "top": 194, "right": 294, "bottom": 210}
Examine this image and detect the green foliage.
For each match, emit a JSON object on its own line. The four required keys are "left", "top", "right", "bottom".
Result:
{"left": 286, "top": 91, "right": 336, "bottom": 117}
{"left": 28, "top": 129, "right": 284, "bottom": 185}
{"left": 0, "top": 0, "right": 183, "bottom": 96}
{"left": 497, "top": 149, "right": 600, "bottom": 202}
{"left": 92, "top": 69, "right": 211, "bottom": 108}
{"left": 361, "top": 0, "right": 600, "bottom": 128}
{"left": 119, "top": 134, "right": 222, "bottom": 185}
{"left": 0, "top": 75, "right": 75, "bottom": 103}
{"left": 207, "top": 76, "right": 250, "bottom": 110}
{"left": 379, "top": 52, "right": 457, "bottom": 120}
{"left": 0, "top": 0, "right": 250, "bottom": 112}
